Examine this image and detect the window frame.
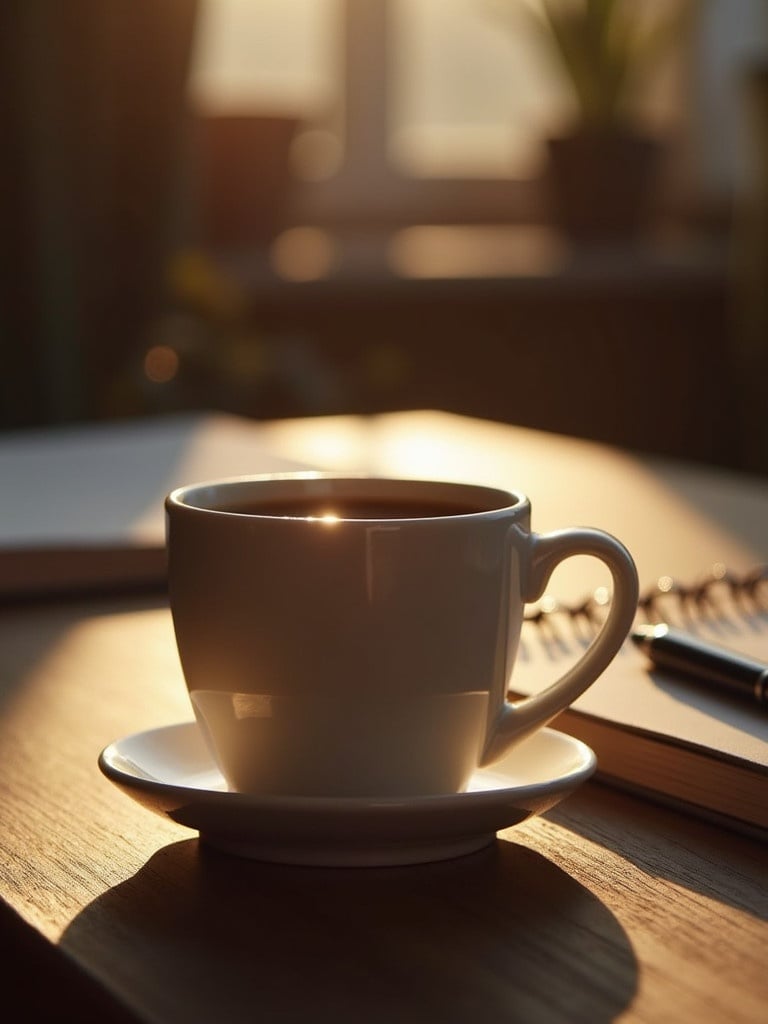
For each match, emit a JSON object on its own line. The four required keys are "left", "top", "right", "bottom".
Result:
{"left": 292, "top": 0, "right": 549, "bottom": 229}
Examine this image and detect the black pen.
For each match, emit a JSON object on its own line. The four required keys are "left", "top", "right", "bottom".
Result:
{"left": 631, "top": 623, "right": 768, "bottom": 707}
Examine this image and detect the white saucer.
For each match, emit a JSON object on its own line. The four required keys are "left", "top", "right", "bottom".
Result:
{"left": 98, "top": 723, "right": 596, "bottom": 867}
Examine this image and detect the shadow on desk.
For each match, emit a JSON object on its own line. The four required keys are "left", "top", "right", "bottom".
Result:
{"left": 55, "top": 838, "right": 637, "bottom": 1024}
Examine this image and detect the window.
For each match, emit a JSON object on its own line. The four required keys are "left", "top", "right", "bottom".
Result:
{"left": 188, "top": 0, "right": 564, "bottom": 225}
{"left": 389, "top": 0, "right": 566, "bottom": 180}
{"left": 187, "top": 0, "right": 766, "bottom": 230}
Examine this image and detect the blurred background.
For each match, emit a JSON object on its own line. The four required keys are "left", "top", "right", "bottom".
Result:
{"left": 2, "top": 0, "right": 767, "bottom": 473}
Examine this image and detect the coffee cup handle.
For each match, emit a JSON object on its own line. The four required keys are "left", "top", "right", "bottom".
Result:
{"left": 481, "top": 527, "right": 639, "bottom": 766}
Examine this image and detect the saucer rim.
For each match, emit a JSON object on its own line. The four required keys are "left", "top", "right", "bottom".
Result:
{"left": 98, "top": 721, "right": 597, "bottom": 811}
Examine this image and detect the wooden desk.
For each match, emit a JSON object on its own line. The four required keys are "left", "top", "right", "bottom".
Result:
{"left": 1, "top": 412, "right": 766, "bottom": 1023}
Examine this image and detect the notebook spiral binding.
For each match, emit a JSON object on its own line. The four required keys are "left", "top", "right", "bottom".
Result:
{"left": 523, "top": 562, "right": 768, "bottom": 643}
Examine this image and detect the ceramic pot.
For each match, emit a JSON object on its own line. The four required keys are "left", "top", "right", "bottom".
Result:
{"left": 545, "top": 130, "right": 662, "bottom": 244}
{"left": 190, "top": 113, "right": 300, "bottom": 247}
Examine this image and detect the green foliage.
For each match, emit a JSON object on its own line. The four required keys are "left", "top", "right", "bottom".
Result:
{"left": 490, "top": 0, "right": 696, "bottom": 133}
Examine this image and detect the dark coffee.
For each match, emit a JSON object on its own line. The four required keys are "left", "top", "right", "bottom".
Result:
{"left": 220, "top": 496, "right": 490, "bottom": 520}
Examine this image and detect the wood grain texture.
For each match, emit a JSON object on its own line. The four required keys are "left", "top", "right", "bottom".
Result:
{"left": 1, "top": 596, "right": 765, "bottom": 1024}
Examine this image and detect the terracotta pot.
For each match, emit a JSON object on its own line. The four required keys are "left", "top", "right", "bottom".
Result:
{"left": 545, "top": 130, "right": 662, "bottom": 244}
{"left": 191, "top": 113, "right": 300, "bottom": 247}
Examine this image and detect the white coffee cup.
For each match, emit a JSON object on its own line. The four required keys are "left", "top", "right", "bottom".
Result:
{"left": 166, "top": 474, "right": 638, "bottom": 797}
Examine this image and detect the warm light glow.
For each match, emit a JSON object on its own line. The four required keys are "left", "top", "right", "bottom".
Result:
{"left": 143, "top": 345, "right": 180, "bottom": 384}
{"left": 189, "top": 0, "right": 337, "bottom": 113}
{"left": 390, "top": 0, "right": 563, "bottom": 178}
{"left": 279, "top": 509, "right": 340, "bottom": 524}
{"left": 2, "top": 610, "right": 187, "bottom": 747}
{"left": 388, "top": 225, "right": 565, "bottom": 279}
{"left": 269, "top": 227, "right": 337, "bottom": 281}
{"left": 593, "top": 586, "right": 611, "bottom": 607}
{"left": 658, "top": 575, "right": 674, "bottom": 594}
{"left": 314, "top": 512, "right": 340, "bottom": 524}
{"left": 255, "top": 417, "right": 371, "bottom": 473}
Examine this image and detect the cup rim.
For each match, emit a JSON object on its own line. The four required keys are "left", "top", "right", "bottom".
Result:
{"left": 166, "top": 472, "right": 528, "bottom": 522}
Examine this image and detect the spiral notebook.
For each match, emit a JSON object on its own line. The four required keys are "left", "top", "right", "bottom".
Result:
{"left": 510, "top": 566, "right": 768, "bottom": 840}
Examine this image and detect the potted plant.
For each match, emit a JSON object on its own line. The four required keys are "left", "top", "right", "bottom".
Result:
{"left": 499, "top": 0, "right": 696, "bottom": 242}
